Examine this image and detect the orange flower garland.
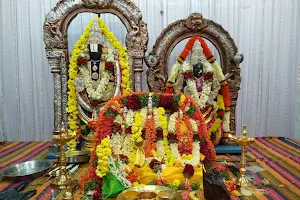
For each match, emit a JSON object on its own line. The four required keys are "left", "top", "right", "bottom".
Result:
{"left": 175, "top": 114, "right": 194, "bottom": 155}
{"left": 144, "top": 115, "right": 157, "bottom": 157}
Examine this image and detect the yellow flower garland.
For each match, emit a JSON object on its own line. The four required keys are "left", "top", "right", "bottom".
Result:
{"left": 96, "top": 18, "right": 131, "bottom": 94}
{"left": 96, "top": 138, "right": 112, "bottom": 178}
{"left": 129, "top": 112, "right": 143, "bottom": 167}
{"left": 179, "top": 94, "right": 186, "bottom": 106}
{"left": 157, "top": 107, "right": 175, "bottom": 167}
{"left": 208, "top": 94, "right": 224, "bottom": 134}
{"left": 66, "top": 18, "right": 131, "bottom": 151}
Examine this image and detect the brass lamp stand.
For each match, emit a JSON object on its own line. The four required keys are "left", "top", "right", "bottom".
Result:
{"left": 230, "top": 125, "right": 255, "bottom": 187}
{"left": 52, "top": 122, "right": 76, "bottom": 199}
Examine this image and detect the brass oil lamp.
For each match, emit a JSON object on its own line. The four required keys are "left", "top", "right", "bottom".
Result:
{"left": 52, "top": 122, "right": 76, "bottom": 191}
{"left": 229, "top": 125, "right": 255, "bottom": 187}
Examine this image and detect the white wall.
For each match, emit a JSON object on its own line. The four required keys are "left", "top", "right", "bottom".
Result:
{"left": 0, "top": 0, "right": 299, "bottom": 141}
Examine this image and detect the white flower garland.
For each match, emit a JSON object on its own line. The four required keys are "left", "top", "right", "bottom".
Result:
{"left": 190, "top": 119, "right": 198, "bottom": 134}
{"left": 169, "top": 142, "right": 201, "bottom": 167}
{"left": 121, "top": 134, "right": 132, "bottom": 156}
{"left": 168, "top": 112, "right": 177, "bottom": 133}
{"left": 223, "top": 112, "right": 230, "bottom": 132}
{"left": 125, "top": 109, "right": 135, "bottom": 128}
{"left": 168, "top": 62, "right": 185, "bottom": 93}
{"left": 79, "top": 65, "right": 111, "bottom": 100}
{"left": 153, "top": 108, "right": 161, "bottom": 129}
{"left": 140, "top": 107, "right": 148, "bottom": 127}
{"left": 108, "top": 156, "right": 132, "bottom": 188}
{"left": 110, "top": 133, "right": 122, "bottom": 154}
{"left": 156, "top": 140, "right": 165, "bottom": 158}
{"left": 207, "top": 71, "right": 220, "bottom": 105}
{"left": 110, "top": 128, "right": 131, "bottom": 157}
{"left": 211, "top": 62, "right": 225, "bottom": 81}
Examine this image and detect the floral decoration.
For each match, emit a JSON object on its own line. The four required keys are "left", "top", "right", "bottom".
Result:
{"left": 66, "top": 18, "right": 131, "bottom": 151}
{"left": 82, "top": 92, "right": 216, "bottom": 199}
{"left": 95, "top": 137, "right": 111, "bottom": 178}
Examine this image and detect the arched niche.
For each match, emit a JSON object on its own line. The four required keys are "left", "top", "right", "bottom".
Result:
{"left": 44, "top": 0, "right": 148, "bottom": 133}
{"left": 145, "top": 13, "right": 243, "bottom": 132}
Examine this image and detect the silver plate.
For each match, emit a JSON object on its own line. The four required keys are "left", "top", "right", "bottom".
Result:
{"left": 0, "top": 160, "right": 53, "bottom": 178}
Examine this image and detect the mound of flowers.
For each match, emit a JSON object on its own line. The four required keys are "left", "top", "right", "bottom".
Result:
{"left": 81, "top": 92, "right": 216, "bottom": 199}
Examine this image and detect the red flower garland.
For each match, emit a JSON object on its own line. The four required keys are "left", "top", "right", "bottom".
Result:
{"left": 221, "top": 81, "right": 230, "bottom": 107}
{"left": 125, "top": 94, "right": 140, "bottom": 110}
{"left": 158, "top": 94, "right": 174, "bottom": 110}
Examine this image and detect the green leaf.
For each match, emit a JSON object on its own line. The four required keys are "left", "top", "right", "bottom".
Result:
{"left": 84, "top": 180, "right": 100, "bottom": 193}
{"left": 191, "top": 182, "right": 200, "bottom": 191}
{"left": 121, "top": 97, "right": 126, "bottom": 106}
{"left": 219, "top": 171, "right": 230, "bottom": 180}
{"left": 147, "top": 179, "right": 156, "bottom": 185}
{"left": 104, "top": 107, "right": 118, "bottom": 118}
{"left": 152, "top": 94, "right": 160, "bottom": 107}
{"left": 138, "top": 94, "right": 149, "bottom": 108}
{"left": 173, "top": 95, "right": 181, "bottom": 109}
{"left": 178, "top": 183, "right": 185, "bottom": 190}
{"left": 186, "top": 106, "right": 196, "bottom": 116}
{"left": 199, "top": 137, "right": 206, "bottom": 143}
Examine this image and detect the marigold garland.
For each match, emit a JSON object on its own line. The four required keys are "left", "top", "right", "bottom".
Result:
{"left": 144, "top": 115, "right": 157, "bottom": 157}
{"left": 157, "top": 107, "right": 175, "bottom": 166}
{"left": 66, "top": 18, "right": 131, "bottom": 151}
{"left": 96, "top": 137, "right": 111, "bottom": 178}
{"left": 129, "top": 112, "right": 143, "bottom": 167}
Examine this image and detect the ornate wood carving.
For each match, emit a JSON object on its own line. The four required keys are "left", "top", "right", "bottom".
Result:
{"left": 44, "top": 0, "right": 148, "bottom": 132}
{"left": 145, "top": 13, "right": 242, "bottom": 132}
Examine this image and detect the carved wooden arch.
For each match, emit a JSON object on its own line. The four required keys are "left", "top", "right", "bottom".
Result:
{"left": 145, "top": 13, "right": 243, "bottom": 132}
{"left": 43, "top": 0, "right": 148, "bottom": 133}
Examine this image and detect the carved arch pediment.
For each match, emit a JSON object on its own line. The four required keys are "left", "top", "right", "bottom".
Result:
{"left": 145, "top": 13, "right": 243, "bottom": 132}
{"left": 44, "top": 0, "right": 148, "bottom": 132}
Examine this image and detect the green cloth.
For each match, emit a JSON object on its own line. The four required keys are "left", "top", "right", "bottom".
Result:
{"left": 102, "top": 163, "right": 126, "bottom": 198}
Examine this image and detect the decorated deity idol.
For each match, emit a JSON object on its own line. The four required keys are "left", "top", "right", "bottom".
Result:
{"left": 74, "top": 20, "right": 120, "bottom": 107}
{"left": 66, "top": 18, "right": 131, "bottom": 151}
{"left": 167, "top": 36, "right": 231, "bottom": 144}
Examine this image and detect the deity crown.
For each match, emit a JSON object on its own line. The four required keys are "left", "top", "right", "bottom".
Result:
{"left": 191, "top": 40, "right": 206, "bottom": 65}
{"left": 88, "top": 21, "right": 104, "bottom": 44}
